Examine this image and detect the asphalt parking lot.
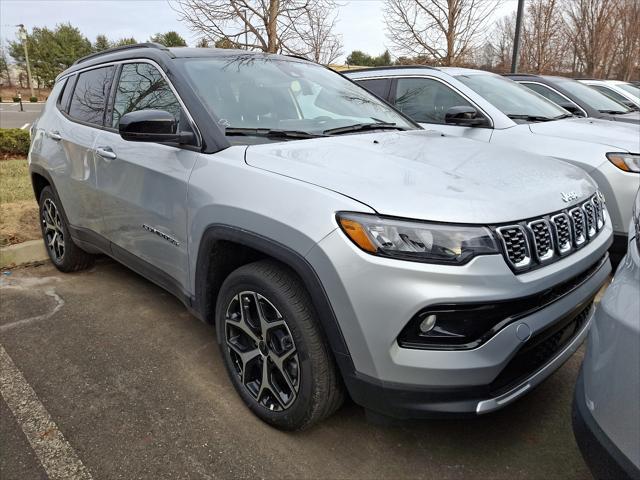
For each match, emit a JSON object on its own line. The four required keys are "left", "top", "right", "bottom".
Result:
{"left": 0, "top": 103, "right": 44, "bottom": 129}
{"left": 0, "top": 259, "right": 593, "bottom": 479}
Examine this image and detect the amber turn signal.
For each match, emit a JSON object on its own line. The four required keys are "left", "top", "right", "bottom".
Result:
{"left": 338, "top": 218, "right": 378, "bottom": 253}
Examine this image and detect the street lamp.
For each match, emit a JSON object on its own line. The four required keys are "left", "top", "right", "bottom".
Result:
{"left": 16, "top": 24, "right": 35, "bottom": 99}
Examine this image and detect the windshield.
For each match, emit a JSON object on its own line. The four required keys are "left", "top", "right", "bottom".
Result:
{"left": 618, "top": 83, "right": 640, "bottom": 99}
{"left": 554, "top": 79, "right": 630, "bottom": 113}
{"left": 179, "top": 55, "right": 416, "bottom": 138}
{"left": 456, "top": 73, "right": 568, "bottom": 120}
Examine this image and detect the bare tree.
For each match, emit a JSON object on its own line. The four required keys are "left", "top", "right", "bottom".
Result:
{"left": 612, "top": 0, "right": 640, "bottom": 80}
{"left": 384, "top": 0, "right": 503, "bottom": 66}
{"left": 564, "top": 0, "right": 620, "bottom": 77}
{"left": 285, "top": 2, "right": 343, "bottom": 64}
{"left": 171, "top": 0, "right": 338, "bottom": 54}
{"left": 487, "top": 12, "right": 515, "bottom": 72}
{"left": 519, "top": 0, "right": 568, "bottom": 73}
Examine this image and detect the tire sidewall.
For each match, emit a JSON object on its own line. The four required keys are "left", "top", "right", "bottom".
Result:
{"left": 215, "top": 271, "right": 319, "bottom": 430}
{"left": 38, "top": 186, "right": 69, "bottom": 268}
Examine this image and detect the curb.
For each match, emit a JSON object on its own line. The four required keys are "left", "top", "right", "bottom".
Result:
{"left": 0, "top": 240, "right": 48, "bottom": 269}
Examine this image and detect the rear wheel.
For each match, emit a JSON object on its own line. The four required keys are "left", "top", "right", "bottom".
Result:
{"left": 215, "top": 260, "right": 344, "bottom": 430}
{"left": 38, "top": 186, "right": 94, "bottom": 272}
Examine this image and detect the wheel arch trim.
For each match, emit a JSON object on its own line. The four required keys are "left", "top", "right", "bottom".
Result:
{"left": 194, "top": 224, "right": 355, "bottom": 375}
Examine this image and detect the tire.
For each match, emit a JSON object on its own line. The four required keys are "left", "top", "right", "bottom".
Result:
{"left": 215, "top": 259, "right": 344, "bottom": 430}
{"left": 38, "top": 186, "right": 94, "bottom": 272}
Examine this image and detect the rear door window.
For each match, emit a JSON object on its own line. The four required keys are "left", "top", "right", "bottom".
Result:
{"left": 68, "top": 66, "right": 115, "bottom": 126}
{"left": 358, "top": 78, "right": 392, "bottom": 100}
{"left": 111, "top": 63, "right": 181, "bottom": 128}
{"left": 393, "top": 77, "right": 473, "bottom": 124}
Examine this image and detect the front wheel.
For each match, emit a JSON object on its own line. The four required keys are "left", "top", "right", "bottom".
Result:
{"left": 215, "top": 260, "right": 344, "bottom": 430}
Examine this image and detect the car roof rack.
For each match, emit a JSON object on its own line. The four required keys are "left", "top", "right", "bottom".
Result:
{"left": 343, "top": 65, "right": 438, "bottom": 74}
{"left": 73, "top": 42, "right": 174, "bottom": 65}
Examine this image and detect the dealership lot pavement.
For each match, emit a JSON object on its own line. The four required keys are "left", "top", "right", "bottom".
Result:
{"left": 0, "top": 103, "right": 44, "bottom": 129}
{"left": 1, "top": 260, "right": 593, "bottom": 479}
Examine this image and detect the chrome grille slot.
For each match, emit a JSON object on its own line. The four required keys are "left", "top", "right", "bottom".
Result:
{"left": 592, "top": 196, "right": 604, "bottom": 229}
{"left": 528, "top": 219, "right": 554, "bottom": 262}
{"left": 551, "top": 213, "right": 572, "bottom": 255}
{"left": 583, "top": 201, "right": 597, "bottom": 238}
{"left": 496, "top": 226, "right": 531, "bottom": 270}
{"left": 570, "top": 207, "right": 587, "bottom": 246}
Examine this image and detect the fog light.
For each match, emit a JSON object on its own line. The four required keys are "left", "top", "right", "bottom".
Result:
{"left": 419, "top": 314, "right": 437, "bottom": 334}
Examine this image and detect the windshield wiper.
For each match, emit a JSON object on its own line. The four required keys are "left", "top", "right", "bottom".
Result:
{"left": 552, "top": 113, "right": 574, "bottom": 120}
{"left": 323, "top": 122, "right": 407, "bottom": 135}
{"left": 506, "top": 114, "right": 555, "bottom": 122}
{"left": 598, "top": 109, "right": 629, "bottom": 115}
{"left": 224, "top": 127, "right": 326, "bottom": 139}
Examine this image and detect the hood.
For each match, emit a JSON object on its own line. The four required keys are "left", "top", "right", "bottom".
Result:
{"left": 528, "top": 117, "right": 640, "bottom": 152}
{"left": 245, "top": 130, "right": 596, "bottom": 224}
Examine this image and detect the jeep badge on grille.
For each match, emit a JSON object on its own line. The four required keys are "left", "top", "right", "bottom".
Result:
{"left": 561, "top": 191, "right": 580, "bottom": 203}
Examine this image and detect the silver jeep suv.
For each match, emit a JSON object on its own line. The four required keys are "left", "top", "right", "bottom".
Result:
{"left": 29, "top": 44, "right": 612, "bottom": 430}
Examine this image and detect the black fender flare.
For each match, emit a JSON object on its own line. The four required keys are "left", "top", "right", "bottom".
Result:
{"left": 194, "top": 224, "right": 355, "bottom": 377}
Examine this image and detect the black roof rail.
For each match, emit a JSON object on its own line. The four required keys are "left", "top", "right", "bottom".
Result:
{"left": 343, "top": 65, "right": 438, "bottom": 74}
{"left": 73, "top": 42, "right": 174, "bottom": 65}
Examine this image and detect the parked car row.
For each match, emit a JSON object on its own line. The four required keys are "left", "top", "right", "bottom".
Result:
{"left": 345, "top": 66, "right": 640, "bottom": 265}
{"left": 28, "top": 44, "right": 638, "bottom": 476}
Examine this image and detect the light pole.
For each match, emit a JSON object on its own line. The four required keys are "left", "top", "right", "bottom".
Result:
{"left": 511, "top": 0, "right": 525, "bottom": 73}
{"left": 17, "top": 24, "right": 35, "bottom": 99}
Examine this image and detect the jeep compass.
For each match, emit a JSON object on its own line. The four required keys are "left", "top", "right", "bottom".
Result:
{"left": 29, "top": 44, "right": 612, "bottom": 430}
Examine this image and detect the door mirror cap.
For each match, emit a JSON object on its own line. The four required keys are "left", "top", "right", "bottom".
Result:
{"left": 444, "top": 106, "right": 490, "bottom": 127}
{"left": 118, "top": 109, "right": 194, "bottom": 144}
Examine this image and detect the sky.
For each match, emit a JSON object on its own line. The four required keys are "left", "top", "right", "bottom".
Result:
{"left": 0, "top": 0, "right": 518, "bottom": 62}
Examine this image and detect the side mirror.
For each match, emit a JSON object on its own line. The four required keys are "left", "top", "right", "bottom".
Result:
{"left": 444, "top": 106, "right": 490, "bottom": 127}
{"left": 119, "top": 109, "right": 194, "bottom": 144}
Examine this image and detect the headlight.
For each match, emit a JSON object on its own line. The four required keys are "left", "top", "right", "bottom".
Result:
{"left": 606, "top": 152, "right": 640, "bottom": 173}
{"left": 337, "top": 212, "right": 499, "bottom": 265}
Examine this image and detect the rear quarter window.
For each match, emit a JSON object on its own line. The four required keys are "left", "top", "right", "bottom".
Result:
{"left": 56, "top": 76, "right": 75, "bottom": 112}
{"left": 68, "top": 66, "right": 115, "bottom": 126}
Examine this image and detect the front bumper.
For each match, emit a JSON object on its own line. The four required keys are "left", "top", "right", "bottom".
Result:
{"left": 307, "top": 220, "right": 612, "bottom": 417}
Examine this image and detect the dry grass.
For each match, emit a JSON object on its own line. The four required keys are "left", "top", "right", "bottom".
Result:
{"left": 0, "top": 158, "right": 39, "bottom": 245}
{"left": 0, "top": 158, "right": 33, "bottom": 203}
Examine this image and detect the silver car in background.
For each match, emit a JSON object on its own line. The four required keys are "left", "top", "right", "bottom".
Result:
{"left": 345, "top": 67, "right": 640, "bottom": 264}
{"left": 573, "top": 190, "right": 640, "bottom": 480}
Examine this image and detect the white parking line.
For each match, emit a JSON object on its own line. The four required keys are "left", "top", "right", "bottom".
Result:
{"left": 0, "top": 344, "right": 94, "bottom": 480}
{"left": 20, "top": 123, "right": 30, "bottom": 130}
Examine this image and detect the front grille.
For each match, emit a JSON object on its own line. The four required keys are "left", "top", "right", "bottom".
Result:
{"left": 489, "top": 301, "right": 592, "bottom": 395}
{"left": 496, "top": 193, "right": 605, "bottom": 272}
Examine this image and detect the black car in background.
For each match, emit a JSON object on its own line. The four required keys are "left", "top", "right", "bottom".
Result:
{"left": 505, "top": 74, "right": 640, "bottom": 124}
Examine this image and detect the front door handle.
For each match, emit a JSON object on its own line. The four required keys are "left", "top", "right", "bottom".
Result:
{"left": 47, "top": 130, "right": 62, "bottom": 141}
{"left": 95, "top": 146, "right": 117, "bottom": 160}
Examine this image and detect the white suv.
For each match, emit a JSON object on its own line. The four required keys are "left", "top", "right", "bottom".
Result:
{"left": 346, "top": 67, "right": 640, "bottom": 263}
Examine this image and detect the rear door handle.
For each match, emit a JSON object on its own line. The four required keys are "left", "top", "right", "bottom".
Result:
{"left": 95, "top": 146, "right": 117, "bottom": 160}
{"left": 47, "top": 130, "right": 62, "bottom": 141}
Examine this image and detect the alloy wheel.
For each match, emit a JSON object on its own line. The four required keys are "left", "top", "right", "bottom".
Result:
{"left": 225, "top": 291, "right": 300, "bottom": 411}
{"left": 42, "top": 198, "right": 65, "bottom": 262}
